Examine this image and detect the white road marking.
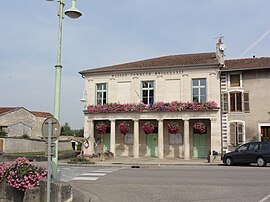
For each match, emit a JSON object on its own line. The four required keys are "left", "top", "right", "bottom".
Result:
{"left": 80, "top": 173, "right": 106, "bottom": 176}
{"left": 72, "top": 177, "right": 99, "bottom": 181}
{"left": 91, "top": 170, "right": 114, "bottom": 173}
{"left": 258, "top": 194, "right": 270, "bottom": 202}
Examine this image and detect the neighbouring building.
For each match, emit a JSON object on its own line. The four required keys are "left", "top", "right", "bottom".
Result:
{"left": 79, "top": 40, "right": 226, "bottom": 160}
{"left": 0, "top": 107, "right": 53, "bottom": 138}
{"left": 220, "top": 57, "right": 270, "bottom": 153}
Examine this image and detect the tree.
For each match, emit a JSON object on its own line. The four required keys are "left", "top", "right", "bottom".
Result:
{"left": 60, "top": 122, "right": 83, "bottom": 137}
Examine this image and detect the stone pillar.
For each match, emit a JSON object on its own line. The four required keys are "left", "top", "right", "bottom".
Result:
{"left": 158, "top": 119, "right": 164, "bottom": 159}
{"left": 84, "top": 117, "right": 94, "bottom": 155}
{"left": 210, "top": 118, "right": 221, "bottom": 162}
{"left": 110, "top": 119, "right": 116, "bottom": 154}
{"left": 184, "top": 119, "right": 190, "bottom": 160}
{"left": 133, "top": 119, "right": 139, "bottom": 158}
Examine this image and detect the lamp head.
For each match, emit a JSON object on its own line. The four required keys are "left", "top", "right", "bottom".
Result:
{"left": 65, "top": 0, "right": 82, "bottom": 19}
{"left": 65, "top": 8, "right": 82, "bottom": 19}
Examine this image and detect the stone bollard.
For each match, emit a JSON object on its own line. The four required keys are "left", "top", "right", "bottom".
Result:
{"left": 40, "top": 179, "right": 72, "bottom": 202}
{"left": 23, "top": 187, "right": 40, "bottom": 202}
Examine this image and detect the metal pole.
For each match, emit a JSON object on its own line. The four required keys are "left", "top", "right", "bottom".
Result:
{"left": 47, "top": 120, "right": 52, "bottom": 202}
{"left": 52, "top": 0, "right": 65, "bottom": 180}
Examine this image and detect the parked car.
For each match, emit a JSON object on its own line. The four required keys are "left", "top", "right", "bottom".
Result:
{"left": 223, "top": 141, "right": 270, "bottom": 167}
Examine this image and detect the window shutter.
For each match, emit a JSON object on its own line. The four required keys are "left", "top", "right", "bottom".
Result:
{"left": 243, "top": 92, "right": 249, "bottom": 113}
{"left": 222, "top": 93, "right": 228, "bottom": 113}
{"left": 230, "top": 122, "right": 236, "bottom": 146}
{"left": 237, "top": 123, "right": 243, "bottom": 144}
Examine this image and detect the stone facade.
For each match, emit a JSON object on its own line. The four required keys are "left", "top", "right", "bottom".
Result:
{"left": 80, "top": 51, "right": 222, "bottom": 160}
{"left": 0, "top": 107, "right": 52, "bottom": 138}
{"left": 221, "top": 59, "right": 270, "bottom": 153}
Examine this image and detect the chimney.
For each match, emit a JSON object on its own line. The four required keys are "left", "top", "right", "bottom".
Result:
{"left": 216, "top": 37, "right": 226, "bottom": 67}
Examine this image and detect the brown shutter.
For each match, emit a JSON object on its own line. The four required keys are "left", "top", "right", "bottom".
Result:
{"left": 230, "top": 122, "right": 236, "bottom": 146}
{"left": 243, "top": 92, "right": 249, "bottom": 113}
{"left": 237, "top": 123, "right": 243, "bottom": 144}
{"left": 222, "top": 93, "right": 228, "bottom": 113}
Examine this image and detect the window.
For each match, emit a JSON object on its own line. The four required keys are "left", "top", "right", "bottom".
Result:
{"left": 260, "top": 142, "right": 268, "bottom": 150}
{"left": 223, "top": 92, "right": 249, "bottom": 112}
{"left": 230, "top": 122, "right": 244, "bottom": 146}
{"left": 142, "top": 81, "right": 154, "bottom": 105}
{"left": 248, "top": 142, "right": 259, "bottom": 151}
{"left": 230, "top": 92, "right": 242, "bottom": 112}
{"left": 169, "top": 133, "right": 182, "bottom": 145}
{"left": 237, "top": 144, "right": 248, "bottom": 152}
{"left": 192, "top": 78, "right": 206, "bottom": 102}
{"left": 230, "top": 74, "right": 241, "bottom": 87}
{"left": 96, "top": 83, "right": 107, "bottom": 105}
{"left": 124, "top": 133, "right": 133, "bottom": 145}
{"left": 261, "top": 126, "right": 270, "bottom": 141}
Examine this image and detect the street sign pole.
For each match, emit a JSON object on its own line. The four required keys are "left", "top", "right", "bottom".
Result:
{"left": 42, "top": 117, "right": 60, "bottom": 202}
{"left": 47, "top": 119, "right": 52, "bottom": 202}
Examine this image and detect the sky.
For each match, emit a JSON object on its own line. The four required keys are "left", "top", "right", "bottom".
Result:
{"left": 1, "top": 0, "right": 270, "bottom": 129}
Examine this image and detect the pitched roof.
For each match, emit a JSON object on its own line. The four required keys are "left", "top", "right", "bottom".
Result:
{"left": 80, "top": 52, "right": 217, "bottom": 74}
{"left": 31, "top": 111, "right": 53, "bottom": 118}
{"left": 0, "top": 107, "right": 18, "bottom": 115}
{"left": 0, "top": 107, "right": 53, "bottom": 118}
{"left": 224, "top": 57, "right": 270, "bottom": 71}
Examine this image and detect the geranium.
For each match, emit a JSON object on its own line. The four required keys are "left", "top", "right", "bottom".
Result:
{"left": 0, "top": 162, "right": 10, "bottom": 183}
{"left": 118, "top": 121, "right": 130, "bottom": 135}
{"left": 2, "top": 157, "right": 47, "bottom": 191}
{"left": 142, "top": 122, "right": 154, "bottom": 135}
{"left": 193, "top": 121, "right": 206, "bottom": 134}
{"left": 167, "top": 122, "right": 180, "bottom": 134}
{"left": 96, "top": 122, "right": 107, "bottom": 134}
{"left": 87, "top": 101, "right": 218, "bottom": 113}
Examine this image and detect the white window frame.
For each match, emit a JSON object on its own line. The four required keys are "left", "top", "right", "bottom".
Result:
{"left": 258, "top": 123, "right": 270, "bottom": 141}
{"left": 228, "top": 72, "right": 242, "bottom": 89}
{"left": 192, "top": 78, "right": 207, "bottom": 102}
{"left": 141, "top": 80, "right": 155, "bottom": 105}
{"left": 96, "top": 83, "right": 107, "bottom": 105}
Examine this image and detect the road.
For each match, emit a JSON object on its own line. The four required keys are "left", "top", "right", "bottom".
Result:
{"left": 59, "top": 165, "right": 270, "bottom": 202}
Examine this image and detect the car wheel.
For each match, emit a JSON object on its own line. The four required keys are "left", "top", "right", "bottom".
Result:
{"left": 257, "top": 157, "right": 266, "bottom": 167}
{"left": 225, "top": 157, "right": 233, "bottom": 166}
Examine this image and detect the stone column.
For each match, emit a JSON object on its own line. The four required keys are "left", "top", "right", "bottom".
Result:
{"left": 110, "top": 119, "right": 116, "bottom": 155}
{"left": 133, "top": 119, "right": 139, "bottom": 158}
{"left": 158, "top": 119, "right": 164, "bottom": 159}
{"left": 84, "top": 117, "right": 94, "bottom": 155}
{"left": 210, "top": 118, "right": 221, "bottom": 162}
{"left": 183, "top": 118, "right": 190, "bottom": 160}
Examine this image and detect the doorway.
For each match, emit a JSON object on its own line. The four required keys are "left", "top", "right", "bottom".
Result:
{"left": 146, "top": 134, "right": 158, "bottom": 157}
{"left": 193, "top": 133, "right": 208, "bottom": 158}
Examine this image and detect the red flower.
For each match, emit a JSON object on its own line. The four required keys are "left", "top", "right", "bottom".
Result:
{"left": 193, "top": 121, "right": 206, "bottom": 134}
{"left": 96, "top": 122, "right": 107, "bottom": 134}
{"left": 167, "top": 122, "right": 180, "bottom": 134}
{"left": 118, "top": 122, "right": 130, "bottom": 135}
{"left": 142, "top": 122, "right": 154, "bottom": 135}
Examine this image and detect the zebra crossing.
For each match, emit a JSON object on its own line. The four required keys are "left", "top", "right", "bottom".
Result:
{"left": 59, "top": 168, "right": 120, "bottom": 182}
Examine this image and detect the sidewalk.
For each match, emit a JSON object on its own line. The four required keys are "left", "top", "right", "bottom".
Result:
{"left": 58, "top": 156, "right": 224, "bottom": 167}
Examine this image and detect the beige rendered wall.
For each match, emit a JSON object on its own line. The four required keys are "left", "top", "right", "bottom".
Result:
{"left": 83, "top": 66, "right": 220, "bottom": 105}
{"left": 227, "top": 69, "right": 270, "bottom": 142}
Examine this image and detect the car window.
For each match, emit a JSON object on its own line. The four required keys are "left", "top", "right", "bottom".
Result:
{"left": 259, "top": 142, "right": 268, "bottom": 150}
{"left": 248, "top": 143, "right": 259, "bottom": 151}
{"left": 238, "top": 144, "right": 249, "bottom": 152}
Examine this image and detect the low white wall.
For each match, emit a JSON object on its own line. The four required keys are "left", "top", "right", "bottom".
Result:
{"left": 2, "top": 138, "right": 73, "bottom": 153}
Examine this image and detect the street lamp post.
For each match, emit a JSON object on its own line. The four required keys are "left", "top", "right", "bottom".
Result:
{"left": 46, "top": 0, "right": 82, "bottom": 180}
